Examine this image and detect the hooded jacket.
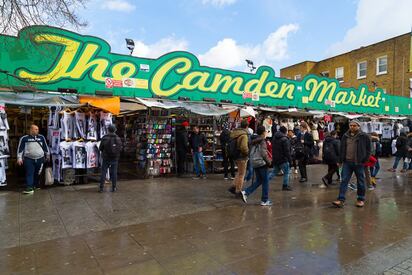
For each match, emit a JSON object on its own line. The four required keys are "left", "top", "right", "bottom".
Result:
{"left": 340, "top": 130, "right": 371, "bottom": 164}
{"left": 272, "top": 131, "right": 291, "bottom": 165}
{"left": 251, "top": 136, "right": 271, "bottom": 167}
{"left": 230, "top": 128, "right": 249, "bottom": 160}
{"left": 322, "top": 135, "right": 340, "bottom": 164}
{"left": 395, "top": 134, "right": 409, "bottom": 158}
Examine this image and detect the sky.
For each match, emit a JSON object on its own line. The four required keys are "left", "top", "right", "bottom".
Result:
{"left": 76, "top": 0, "right": 412, "bottom": 74}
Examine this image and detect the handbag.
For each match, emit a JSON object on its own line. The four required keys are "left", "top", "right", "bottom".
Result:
{"left": 44, "top": 167, "right": 53, "bottom": 186}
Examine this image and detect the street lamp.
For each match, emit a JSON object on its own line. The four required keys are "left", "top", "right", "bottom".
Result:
{"left": 245, "top": 59, "right": 256, "bottom": 72}
{"left": 125, "top": 38, "right": 135, "bottom": 55}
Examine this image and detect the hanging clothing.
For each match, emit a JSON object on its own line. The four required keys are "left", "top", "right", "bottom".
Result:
{"left": 87, "top": 113, "right": 98, "bottom": 140}
{"left": 382, "top": 125, "right": 393, "bottom": 139}
{"left": 99, "top": 112, "right": 113, "bottom": 139}
{"left": 72, "top": 141, "right": 87, "bottom": 169}
{"left": 50, "top": 129, "right": 61, "bottom": 155}
{"left": 85, "top": 141, "right": 99, "bottom": 168}
{"left": 60, "top": 112, "right": 74, "bottom": 140}
{"left": 60, "top": 141, "right": 73, "bottom": 169}
{"left": 0, "top": 131, "right": 10, "bottom": 157}
{"left": 0, "top": 158, "right": 6, "bottom": 186}
{"left": 75, "top": 111, "right": 86, "bottom": 139}
{"left": 48, "top": 107, "right": 61, "bottom": 129}
{"left": 52, "top": 154, "right": 62, "bottom": 182}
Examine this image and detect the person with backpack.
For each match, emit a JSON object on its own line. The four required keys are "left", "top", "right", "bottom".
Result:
{"left": 189, "top": 125, "right": 208, "bottom": 179}
{"left": 297, "top": 122, "right": 314, "bottom": 182}
{"left": 240, "top": 125, "right": 272, "bottom": 206}
{"left": 228, "top": 120, "right": 249, "bottom": 195}
{"left": 220, "top": 123, "right": 235, "bottom": 180}
{"left": 388, "top": 131, "right": 409, "bottom": 173}
{"left": 99, "top": 124, "right": 122, "bottom": 192}
{"left": 321, "top": 131, "right": 340, "bottom": 187}
{"left": 269, "top": 126, "right": 292, "bottom": 191}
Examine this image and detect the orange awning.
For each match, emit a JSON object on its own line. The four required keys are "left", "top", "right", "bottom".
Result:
{"left": 79, "top": 96, "right": 120, "bottom": 115}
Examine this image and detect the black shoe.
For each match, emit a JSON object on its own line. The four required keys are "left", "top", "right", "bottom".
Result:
{"left": 98, "top": 189, "right": 103, "bottom": 193}
{"left": 282, "top": 186, "right": 293, "bottom": 191}
{"left": 111, "top": 187, "right": 117, "bottom": 192}
{"left": 228, "top": 186, "right": 236, "bottom": 195}
{"left": 299, "top": 178, "right": 307, "bottom": 183}
{"left": 321, "top": 177, "right": 329, "bottom": 187}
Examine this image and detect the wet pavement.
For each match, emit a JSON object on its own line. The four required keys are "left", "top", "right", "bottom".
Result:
{"left": 0, "top": 158, "right": 412, "bottom": 274}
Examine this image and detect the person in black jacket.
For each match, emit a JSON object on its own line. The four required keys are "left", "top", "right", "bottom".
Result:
{"left": 269, "top": 126, "right": 292, "bottom": 191}
{"left": 388, "top": 132, "right": 409, "bottom": 172}
{"left": 332, "top": 120, "right": 371, "bottom": 208}
{"left": 220, "top": 123, "right": 235, "bottom": 180}
{"left": 287, "top": 130, "right": 299, "bottom": 174}
{"left": 297, "top": 122, "right": 314, "bottom": 182}
{"left": 189, "top": 126, "right": 207, "bottom": 179}
{"left": 322, "top": 131, "right": 340, "bottom": 187}
{"left": 176, "top": 122, "right": 190, "bottom": 177}
{"left": 99, "top": 124, "right": 122, "bottom": 192}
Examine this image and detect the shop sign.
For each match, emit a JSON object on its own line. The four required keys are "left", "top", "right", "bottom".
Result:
{"left": 1, "top": 26, "right": 412, "bottom": 115}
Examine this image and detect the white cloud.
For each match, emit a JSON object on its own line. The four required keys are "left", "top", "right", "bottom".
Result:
{"left": 202, "top": 0, "right": 237, "bottom": 7}
{"left": 198, "top": 24, "right": 299, "bottom": 70}
{"left": 102, "top": 0, "right": 136, "bottom": 12}
{"left": 328, "top": 0, "right": 412, "bottom": 56}
{"left": 132, "top": 36, "right": 189, "bottom": 58}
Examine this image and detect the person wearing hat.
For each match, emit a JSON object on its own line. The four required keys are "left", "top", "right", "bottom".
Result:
{"left": 99, "top": 124, "right": 122, "bottom": 192}
{"left": 332, "top": 119, "right": 371, "bottom": 208}
{"left": 176, "top": 121, "right": 190, "bottom": 177}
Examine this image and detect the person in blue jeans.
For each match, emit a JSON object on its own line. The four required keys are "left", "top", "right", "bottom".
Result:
{"left": 332, "top": 120, "right": 371, "bottom": 208}
{"left": 269, "top": 126, "right": 292, "bottom": 191}
{"left": 240, "top": 126, "right": 272, "bottom": 206}
{"left": 99, "top": 125, "right": 122, "bottom": 192}
{"left": 189, "top": 126, "right": 207, "bottom": 179}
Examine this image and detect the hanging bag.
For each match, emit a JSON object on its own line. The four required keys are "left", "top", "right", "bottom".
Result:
{"left": 44, "top": 167, "right": 53, "bottom": 186}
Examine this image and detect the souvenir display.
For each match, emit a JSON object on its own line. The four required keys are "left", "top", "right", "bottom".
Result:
{"left": 0, "top": 105, "right": 9, "bottom": 186}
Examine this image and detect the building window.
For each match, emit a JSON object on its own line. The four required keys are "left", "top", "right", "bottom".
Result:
{"left": 335, "top": 67, "right": 344, "bottom": 82}
{"left": 376, "top": 56, "right": 387, "bottom": 75}
{"left": 320, "top": 71, "right": 329, "bottom": 77}
{"left": 294, "top": 74, "right": 302, "bottom": 81}
{"left": 357, "top": 61, "right": 367, "bottom": 79}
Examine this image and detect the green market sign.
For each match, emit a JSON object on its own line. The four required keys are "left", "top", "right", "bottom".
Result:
{"left": 1, "top": 26, "right": 411, "bottom": 115}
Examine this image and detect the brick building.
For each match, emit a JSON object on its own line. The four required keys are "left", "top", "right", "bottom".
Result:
{"left": 280, "top": 33, "right": 412, "bottom": 98}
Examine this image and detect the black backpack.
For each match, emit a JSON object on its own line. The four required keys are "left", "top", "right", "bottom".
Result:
{"left": 294, "top": 140, "right": 305, "bottom": 158}
{"left": 227, "top": 136, "right": 241, "bottom": 160}
{"left": 106, "top": 135, "right": 122, "bottom": 157}
{"left": 322, "top": 141, "right": 334, "bottom": 162}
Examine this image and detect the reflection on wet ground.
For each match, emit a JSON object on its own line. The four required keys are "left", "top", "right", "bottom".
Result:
{"left": 0, "top": 158, "right": 411, "bottom": 274}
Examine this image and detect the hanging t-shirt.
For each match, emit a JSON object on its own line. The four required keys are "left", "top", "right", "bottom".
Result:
{"left": 99, "top": 112, "right": 112, "bottom": 139}
{"left": 48, "top": 106, "right": 61, "bottom": 129}
{"left": 87, "top": 113, "right": 98, "bottom": 141}
{"left": 60, "top": 141, "right": 73, "bottom": 169}
{"left": 60, "top": 112, "right": 74, "bottom": 140}
{"left": 52, "top": 154, "right": 62, "bottom": 182}
{"left": 72, "top": 141, "right": 87, "bottom": 169}
{"left": 85, "top": 141, "right": 99, "bottom": 168}
{"left": 0, "top": 158, "right": 6, "bottom": 186}
{"left": 50, "top": 129, "right": 61, "bottom": 155}
{"left": 75, "top": 111, "right": 86, "bottom": 139}
{"left": 0, "top": 131, "right": 10, "bottom": 157}
{"left": 382, "top": 125, "right": 393, "bottom": 139}
{"left": 327, "top": 122, "right": 335, "bottom": 133}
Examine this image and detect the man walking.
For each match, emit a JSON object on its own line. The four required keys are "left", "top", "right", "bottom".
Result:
{"left": 332, "top": 120, "right": 371, "bottom": 208}
{"left": 229, "top": 120, "right": 249, "bottom": 195}
{"left": 269, "top": 126, "right": 292, "bottom": 191}
{"left": 297, "top": 122, "right": 314, "bottom": 182}
{"left": 17, "top": 124, "right": 50, "bottom": 194}
{"left": 322, "top": 130, "right": 340, "bottom": 187}
{"left": 176, "top": 121, "right": 190, "bottom": 177}
{"left": 220, "top": 123, "right": 235, "bottom": 180}
{"left": 99, "top": 124, "right": 122, "bottom": 192}
{"left": 189, "top": 126, "right": 207, "bottom": 179}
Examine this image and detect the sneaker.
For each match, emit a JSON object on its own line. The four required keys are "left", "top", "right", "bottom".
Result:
{"left": 34, "top": 186, "right": 41, "bottom": 190}
{"left": 98, "top": 189, "right": 103, "bottom": 193}
{"left": 348, "top": 183, "right": 357, "bottom": 191}
{"left": 224, "top": 176, "right": 229, "bottom": 180}
{"left": 192, "top": 176, "right": 201, "bottom": 180}
{"left": 355, "top": 200, "right": 365, "bottom": 207}
{"left": 240, "top": 191, "right": 248, "bottom": 203}
{"left": 201, "top": 175, "right": 207, "bottom": 180}
{"left": 368, "top": 186, "right": 375, "bottom": 191}
{"left": 230, "top": 176, "right": 235, "bottom": 180}
{"left": 294, "top": 169, "right": 298, "bottom": 174}
{"left": 260, "top": 200, "right": 272, "bottom": 206}
{"left": 321, "top": 177, "right": 329, "bottom": 187}
{"left": 282, "top": 186, "right": 293, "bottom": 191}
{"left": 319, "top": 184, "right": 327, "bottom": 189}
{"left": 22, "top": 188, "right": 34, "bottom": 195}
{"left": 299, "top": 178, "right": 307, "bottom": 183}
{"left": 388, "top": 168, "right": 396, "bottom": 172}
{"left": 332, "top": 200, "right": 344, "bottom": 208}
{"left": 228, "top": 186, "right": 236, "bottom": 195}
{"left": 111, "top": 187, "right": 117, "bottom": 192}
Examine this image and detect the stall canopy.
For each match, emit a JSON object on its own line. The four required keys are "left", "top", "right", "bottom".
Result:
{"left": 79, "top": 96, "right": 120, "bottom": 115}
{"left": 0, "top": 92, "right": 83, "bottom": 107}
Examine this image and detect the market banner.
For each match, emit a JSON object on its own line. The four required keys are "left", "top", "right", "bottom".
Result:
{"left": 0, "top": 25, "right": 411, "bottom": 115}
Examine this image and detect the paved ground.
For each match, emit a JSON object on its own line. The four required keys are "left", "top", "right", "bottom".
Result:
{"left": 1, "top": 158, "right": 412, "bottom": 274}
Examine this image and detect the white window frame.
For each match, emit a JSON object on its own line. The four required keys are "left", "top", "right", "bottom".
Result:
{"left": 335, "top": 67, "right": 344, "bottom": 82}
{"left": 294, "top": 74, "right": 302, "bottom": 81}
{"left": 357, "top": 61, "right": 367, "bottom": 79}
{"left": 376, "top": 55, "right": 388, "bottom": 75}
